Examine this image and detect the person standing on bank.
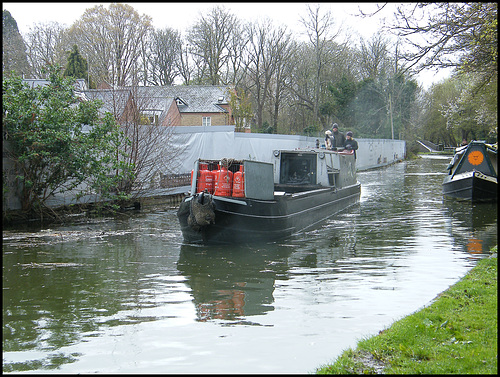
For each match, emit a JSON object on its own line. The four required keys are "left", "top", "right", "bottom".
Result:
{"left": 344, "top": 131, "right": 359, "bottom": 158}
{"left": 330, "top": 123, "right": 346, "bottom": 150}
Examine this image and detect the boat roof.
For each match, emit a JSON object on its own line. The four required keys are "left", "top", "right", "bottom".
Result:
{"left": 456, "top": 141, "right": 497, "bottom": 154}
{"left": 452, "top": 140, "right": 497, "bottom": 177}
{"left": 278, "top": 148, "right": 347, "bottom": 155}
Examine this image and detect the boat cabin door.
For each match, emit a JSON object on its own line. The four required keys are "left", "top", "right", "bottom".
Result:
{"left": 279, "top": 152, "right": 317, "bottom": 185}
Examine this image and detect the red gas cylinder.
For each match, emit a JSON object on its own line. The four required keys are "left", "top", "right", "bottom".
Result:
{"left": 196, "top": 163, "right": 214, "bottom": 193}
{"left": 214, "top": 164, "right": 233, "bottom": 196}
{"left": 232, "top": 164, "right": 245, "bottom": 197}
{"left": 208, "top": 165, "right": 217, "bottom": 194}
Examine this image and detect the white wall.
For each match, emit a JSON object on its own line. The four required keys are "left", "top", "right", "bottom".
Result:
{"left": 3, "top": 127, "right": 406, "bottom": 210}
{"left": 172, "top": 126, "right": 406, "bottom": 173}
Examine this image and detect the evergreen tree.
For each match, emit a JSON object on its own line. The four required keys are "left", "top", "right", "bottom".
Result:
{"left": 3, "top": 66, "right": 134, "bottom": 217}
{"left": 64, "top": 45, "right": 88, "bottom": 81}
{"left": 2, "top": 10, "right": 30, "bottom": 77}
{"left": 323, "top": 76, "right": 358, "bottom": 130}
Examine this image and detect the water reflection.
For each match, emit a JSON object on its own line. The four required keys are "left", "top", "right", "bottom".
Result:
{"left": 3, "top": 212, "right": 186, "bottom": 372}
{"left": 443, "top": 200, "right": 498, "bottom": 257}
{"left": 2, "top": 156, "right": 497, "bottom": 374}
{"left": 177, "top": 244, "right": 291, "bottom": 323}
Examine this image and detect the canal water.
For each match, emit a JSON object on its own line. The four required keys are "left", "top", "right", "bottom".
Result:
{"left": 2, "top": 156, "right": 497, "bottom": 374}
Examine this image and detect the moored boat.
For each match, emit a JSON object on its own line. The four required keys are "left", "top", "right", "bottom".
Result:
{"left": 442, "top": 141, "right": 497, "bottom": 202}
{"left": 177, "top": 148, "right": 361, "bottom": 244}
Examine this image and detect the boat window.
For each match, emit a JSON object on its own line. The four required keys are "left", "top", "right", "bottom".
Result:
{"left": 279, "top": 153, "right": 317, "bottom": 185}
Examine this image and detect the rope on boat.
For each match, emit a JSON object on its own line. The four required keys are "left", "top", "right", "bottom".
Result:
{"left": 220, "top": 157, "right": 240, "bottom": 169}
{"left": 187, "top": 191, "right": 216, "bottom": 231}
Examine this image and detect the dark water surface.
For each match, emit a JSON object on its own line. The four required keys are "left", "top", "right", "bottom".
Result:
{"left": 3, "top": 156, "right": 497, "bottom": 374}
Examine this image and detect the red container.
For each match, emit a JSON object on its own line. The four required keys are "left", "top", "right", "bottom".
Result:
{"left": 196, "top": 163, "right": 214, "bottom": 193}
{"left": 232, "top": 164, "right": 245, "bottom": 197}
{"left": 214, "top": 164, "right": 233, "bottom": 196}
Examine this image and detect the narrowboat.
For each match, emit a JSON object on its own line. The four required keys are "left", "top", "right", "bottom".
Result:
{"left": 177, "top": 148, "right": 361, "bottom": 244}
{"left": 443, "top": 141, "right": 497, "bottom": 202}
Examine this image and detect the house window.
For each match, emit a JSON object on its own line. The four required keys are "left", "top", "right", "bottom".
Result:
{"left": 140, "top": 112, "right": 159, "bottom": 126}
{"left": 202, "top": 117, "right": 211, "bottom": 127}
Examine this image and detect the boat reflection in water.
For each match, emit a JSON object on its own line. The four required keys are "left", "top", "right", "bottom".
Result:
{"left": 177, "top": 244, "right": 292, "bottom": 322}
{"left": 443, "top": 199, "right": 498, "bottom": 258}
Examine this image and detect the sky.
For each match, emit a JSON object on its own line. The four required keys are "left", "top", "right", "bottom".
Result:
{"left": 3, "top": 2, "right": 389, "bottom": 37}
{"left": 3, "top": 2, "right": 451, "bottom": 88}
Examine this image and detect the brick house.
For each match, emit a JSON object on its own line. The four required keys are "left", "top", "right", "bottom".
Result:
{"left": 19, "top": 79, "right": 239, "bottom": 129}
{"left": 82, "top": 85, "right": 236, "bottom": 129}
{"left": 162, "top": 86, "right": 234, "bottom": 127}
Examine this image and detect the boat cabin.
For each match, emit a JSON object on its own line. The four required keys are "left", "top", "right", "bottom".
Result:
{"left": 447, "top": 141, "right": 498, "bottom": 178}
{"left": 189, "top": 149, "right": 358, "bottom": 201}
{"left": 273, "top": 149, "right": 357, "bottom": 192}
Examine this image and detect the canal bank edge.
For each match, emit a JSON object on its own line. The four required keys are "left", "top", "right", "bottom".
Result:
{"left": 316, "top": 246, "right": 498, "bottom": 375}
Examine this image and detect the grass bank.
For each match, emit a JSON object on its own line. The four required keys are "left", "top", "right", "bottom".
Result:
{"left": 316, "top": 246, "right": 497, "bottom": 374}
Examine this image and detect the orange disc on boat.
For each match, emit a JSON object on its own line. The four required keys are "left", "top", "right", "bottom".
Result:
{"left": 468, "top": 151, "right": 484, "bottom": 165}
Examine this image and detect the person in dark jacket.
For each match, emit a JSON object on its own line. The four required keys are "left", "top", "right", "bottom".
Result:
{"left": 330, "top": 123, "right": 345, "bottom": 150}
{"left": 344, "top": 131, "right": 358, "bottom": 158}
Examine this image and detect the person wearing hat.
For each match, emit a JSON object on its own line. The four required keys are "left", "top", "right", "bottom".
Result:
{"left": 330, "top": 123, "right": 346, "bottom": 150}
{"left": 344, "top": 131, "right": 359, "bottom": 158}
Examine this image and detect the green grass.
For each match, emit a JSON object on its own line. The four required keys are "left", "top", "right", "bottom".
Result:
{"left": 317, "top": 246, "right": 497, "bottom": 374}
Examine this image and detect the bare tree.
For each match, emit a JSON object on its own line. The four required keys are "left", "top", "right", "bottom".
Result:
{"left": 390, "top": 3, "right": 497, "bottom": 141}
{"left": 392, "top": 3, "right": 497, "bottom": 79}
{"left": 245, "top": 19, "right": 278, "bottom": 129}
{"left": 287, "top": 42, "right": 316, "bottom": 131}
{"left": 87, "top": 87, "right": 185, "bottom": 195}
{"left": 299, "top": 4, "right": 344, "bottom": 126}
{"left": 358, "top": 34, "right": 389, "bottom": 80}
{"left": 66, "top": 5, "right": 111, "bottom": 87}
{"left": 187, "top": 6, "right": 241, "bottom": 85}
{"left": 266, "top": 26, "right": 295, "bottom": 133}
{"left": 24, "top": 22, "right": 67, "bottom": 78}
{"left": 122, "top": 91, "right": 185, "bottom": 193}
{"left": 67, "top": 3, "right": 152, "bottom": 87}
{"left": 222, "top": 20, "right": 249, "bottom": 86}
{"left": 148, "top": 27, "right": 182, "bottom": 86}
{"left": 177, "top": 37, "right": 194, "bottom": 85}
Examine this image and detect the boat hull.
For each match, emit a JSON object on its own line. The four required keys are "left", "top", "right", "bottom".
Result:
{"left": 442, "top": 141, "right": 497, "bottom": 202}
{"left": 177, "top": 183, "right": 361, "bottom": 244}
{"left": 443, "top": 170, "right": 497, "bottom": 202}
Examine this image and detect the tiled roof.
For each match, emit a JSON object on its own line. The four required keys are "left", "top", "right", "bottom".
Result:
{"left": 167, "top": 86, "right": 230, "bottom": 113}
{"left": 21, "top": 79, "right": 231, "bottom": 121}
{"left": 82, "top": 89, "right": 131, "bottom": 116}
{"left": 23, "top": 79, "right": 87, "bottom": 91}
{"left": 82, "top": 85, "right": 230, "bottom": 116}
{"left": 132, "top": 85, "right": 230, "bottom": 113}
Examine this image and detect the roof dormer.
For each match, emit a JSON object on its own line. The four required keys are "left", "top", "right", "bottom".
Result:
{"left": 175, "top": 97, "right": 187, "bottom": 106}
